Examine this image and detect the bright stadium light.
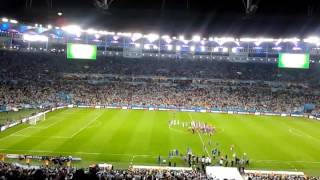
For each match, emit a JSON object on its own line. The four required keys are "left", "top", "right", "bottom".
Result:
{"left": 135, "top": 43, "right": 141, "bottom": 48}
{"left": 162, "top": 35, "right": 172, "bottom": 43}
{"left": 144, "top": 44, "right": 151, "bottom": 50}
{"left": 240, "top": 37, "right": 257, "bottom": 42}
{"left": 23, "top": 34, "right": 48, "bottom": 42}
{"left": 209, "top": 37, "right": 214, "bottom": 41}
{"left": 167, "top": 44, "right": 173, "bottom": 50}
{"left": 192, "top": 35, "right": 201, "bottom": 42}
{"left": 2, "top": 18, "right": 9, "bottom": 22}
{"left": 145, "top": 33, "right": 159, "bottom": 42}
{"left": 62, "top": 25, "right": 82, "bottom": 36}
{"left": 95, "top": 34, "right": 100, "bottom": 39}
{"left": 131, "top": 33, "right": 143, "bottom": 41}
{"left": 87, "top": 28, "right": 97, "bottom": 34}
{"left": 113, "top": 36, "right": 119, "bottom": 40}
{"left": 9, "top": 19, "right": 18, "bottom": 24}
{"left": 303, "top": 36, "right": 320, "bottom": 45}
{"left": 47, "top": 25, "right": 52, "bottom": 29}
{"left": 201, "top": 46, "right": 205, "bottom": 52}
{"left": 283, "top": 37, "right": 300, "bottom": 43}
{"left": 222, "top": 47, "right": 228, "bottom": 53}
{"left": 176, "top": 45, "right": 181, "bottom": 51}
{"left": 179, "top": 35, "right": 184, "bottom": 41}
{"left": 190, "top": 46, "right": 196, "bottom": 52}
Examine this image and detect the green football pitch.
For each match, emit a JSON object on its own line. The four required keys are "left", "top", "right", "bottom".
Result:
{"left": 0, "top": 108, "right": 320, "bottom": 175}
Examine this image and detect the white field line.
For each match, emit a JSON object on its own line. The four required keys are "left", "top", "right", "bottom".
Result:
{"left": 70, "top": 111, "right": 105, "bottom": 138}
{"left": 288, "top": 128, "right": 320, "bottom": 142}
{"left": 187, "top": 113, "right": 210, "bottom": 157}
{"left": 10, "top": 134, "right": 71, "bottom": 139}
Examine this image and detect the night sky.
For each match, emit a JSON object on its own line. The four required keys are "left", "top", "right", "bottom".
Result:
{"left": 1, "top": 0, "right": 320, "bottom": 36}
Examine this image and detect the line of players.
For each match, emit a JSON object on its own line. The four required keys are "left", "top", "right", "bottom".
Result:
{"left": 168, "top": 119, "right": 215, "bottom": 135}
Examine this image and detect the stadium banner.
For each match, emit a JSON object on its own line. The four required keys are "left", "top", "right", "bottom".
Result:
{"left": 95, "top": 105, "right": 101, "bottom": 109}
{"left": 254, "top": 112, "right": 261, "bottom": 115}
{"left": 67, "top": 105, "right": 74, "bottom": 108}
{"left": 0, "top": 126, "right": 6, "bottom": 132}
{"left": 211, "top": 110, "right": 223, "bottom": 113}
{"left": 264, "top": 113, "right": 278, "bottom": 116}
{"left": 180, "top": 109, "right": 195, "bottom": 112}
{"left": 244, "top": 169, "right": 304, "bottom": 176}
{"left": 159, "top": 108, "right": 172, "bottom": 111}
{"left": 78, "top": 105, "right": 90, "bottom": 108}
{"left": 227, "top": 111, "right": 234, "bottom": 114}
{"left": 21, "top": 118, "right": 28, "bottom": 123}
{"left": 291, "top": 114, "right": 303, "bottom": 117}
{"left": 132, "top": 165, "right": 192, "bottom": 171}
{"left": 199, "top": 109, "right": 207, "bottom": 113}
{"left": 238, "top": 112, "right": 250, "bottom": 115}
{"left": 122, "top": 106, "right": 128, "bottom": 110}
{"left": 149, "top": 107, "right": 155, "bottom": 111}
{"left": 281, "top": 113, "right": 287, "bottom": 117}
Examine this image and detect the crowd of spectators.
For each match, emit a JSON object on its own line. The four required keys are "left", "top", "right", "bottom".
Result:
{"left": 0, "top": 80, "right": 319, "bottom": 115}
{"left": 0, "top": 161, "right": 209, "bottom": 180}
{"left": 1, "top": 161, "right": 320, "bottom": 180}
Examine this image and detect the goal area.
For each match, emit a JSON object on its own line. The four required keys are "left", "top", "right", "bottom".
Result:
{"left": 28, "top": 112, "right": 46, "bottom": 125}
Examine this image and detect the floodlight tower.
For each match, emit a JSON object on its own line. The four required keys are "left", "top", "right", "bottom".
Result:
{"left": 25, "top": 0, "right": 53, "bottom": 8}
{"left": 94, "top": 0, "right": 116, "bottom": 10}
{"left": 242, "top": 0, "right": 260, "bottom": 15}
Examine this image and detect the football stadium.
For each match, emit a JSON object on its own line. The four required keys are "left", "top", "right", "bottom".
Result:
{"left": 0, "top": 0, "right": 320, "bottom": 179}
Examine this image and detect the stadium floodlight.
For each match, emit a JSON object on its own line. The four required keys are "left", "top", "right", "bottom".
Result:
{"left": 162, "top": 35, "right": 172, "bottom": 43}
{"left": 283, "top": 37, "right": 300, "bottom": 43}
{"left": 201, "top": 46, "right": 205, "bottom": 52}
{"left": 145, "top": 33, "right": 159, "bottom": 42}
{"left": 167, "top": 44, "right": 173, "bottom": 51}
{"left": 303, "top": 36, "right": 320, "bottom": 46}
{"left": 213, "top": 47, "right": 219, "bottom": 52}
{"left": 179, "top": 35, "right": 184, "bottom": 41}
{"left": 222, "top": 47, "right": 228, "bottom": 53}
{"left": 62, "top": 25, "right": 82, "bottom": 36}
{"left": 292, "top": 46, "right": 302, "bottom": 50}
{"left": 192, "top": 35, "right": 201, "bottom": 42}
{"left": 176, "top": 45, "right": 181, "bottom": 51}
{"left": 144, "top": 44, "right": 151, "bottom": 50}
{"left": 272, "top": 47, "right": 282, "bottom": 50}
{"left": 135, "top": 43, "right": 141, "bottom": 48}
{"left": 47, "top": 25, "right": 52, "bottom": 29}
{"left": 95, "top": 34, "right": 100, "bottom": 39}
{"left": 87, "top": 28, "right": 97, "bottom": 34}
{"left": 209, "top": 37, "right": 214, "bottom": 42}
{"left": 9, "top": 19, "right": 18, "bottom": 24}
{"left": 190, "top": 46, "right": 195, "bottom": 52}
{"left": 23, "top": 34, "right": 48, "bottom": 42}
{"left": 57, "top": 12, "right": 63, "bottom": 16}
{"left": 113, "top": 36, "right": 119, "bottom": 40}
{"left": 240, "top": 37, "right": 257, "bottom": 42}
{"left": 214, "top": 37, "right": 236, "bottom": 45}
{"left": 2, "top": 18, "right": 9, "bottom": 22}
{"left": 131, "top": 33, "right": 143, "bottom": 42}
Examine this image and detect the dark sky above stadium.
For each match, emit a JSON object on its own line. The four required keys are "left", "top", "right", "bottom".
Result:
{"left": 1, "top": 0, "right": 320, "bottom": 14}
{"left": 2, "top": 0, "right": 320, "bottom": 36}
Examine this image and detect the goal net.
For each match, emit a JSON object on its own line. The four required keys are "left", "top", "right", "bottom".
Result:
{"left": 28, "top": 113, "right": 46, "bottom": 125}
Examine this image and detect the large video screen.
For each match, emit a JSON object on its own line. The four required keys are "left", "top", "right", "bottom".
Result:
{"left": 278, "top": 53, "right": 310, "bottom": 69}
{"left": 67, "top": 43, "right": 97, "bottom": 60}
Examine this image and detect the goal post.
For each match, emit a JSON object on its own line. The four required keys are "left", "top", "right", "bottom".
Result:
{"left": 28, "top": 112, "right": 46, "bottom": 125}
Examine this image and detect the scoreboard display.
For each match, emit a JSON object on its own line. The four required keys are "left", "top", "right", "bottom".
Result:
{"left": 278, "top": 53, "right": 310, "bottom": 69}
{"left": 67, "top": 43, "right": 97, "bottom": 60}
